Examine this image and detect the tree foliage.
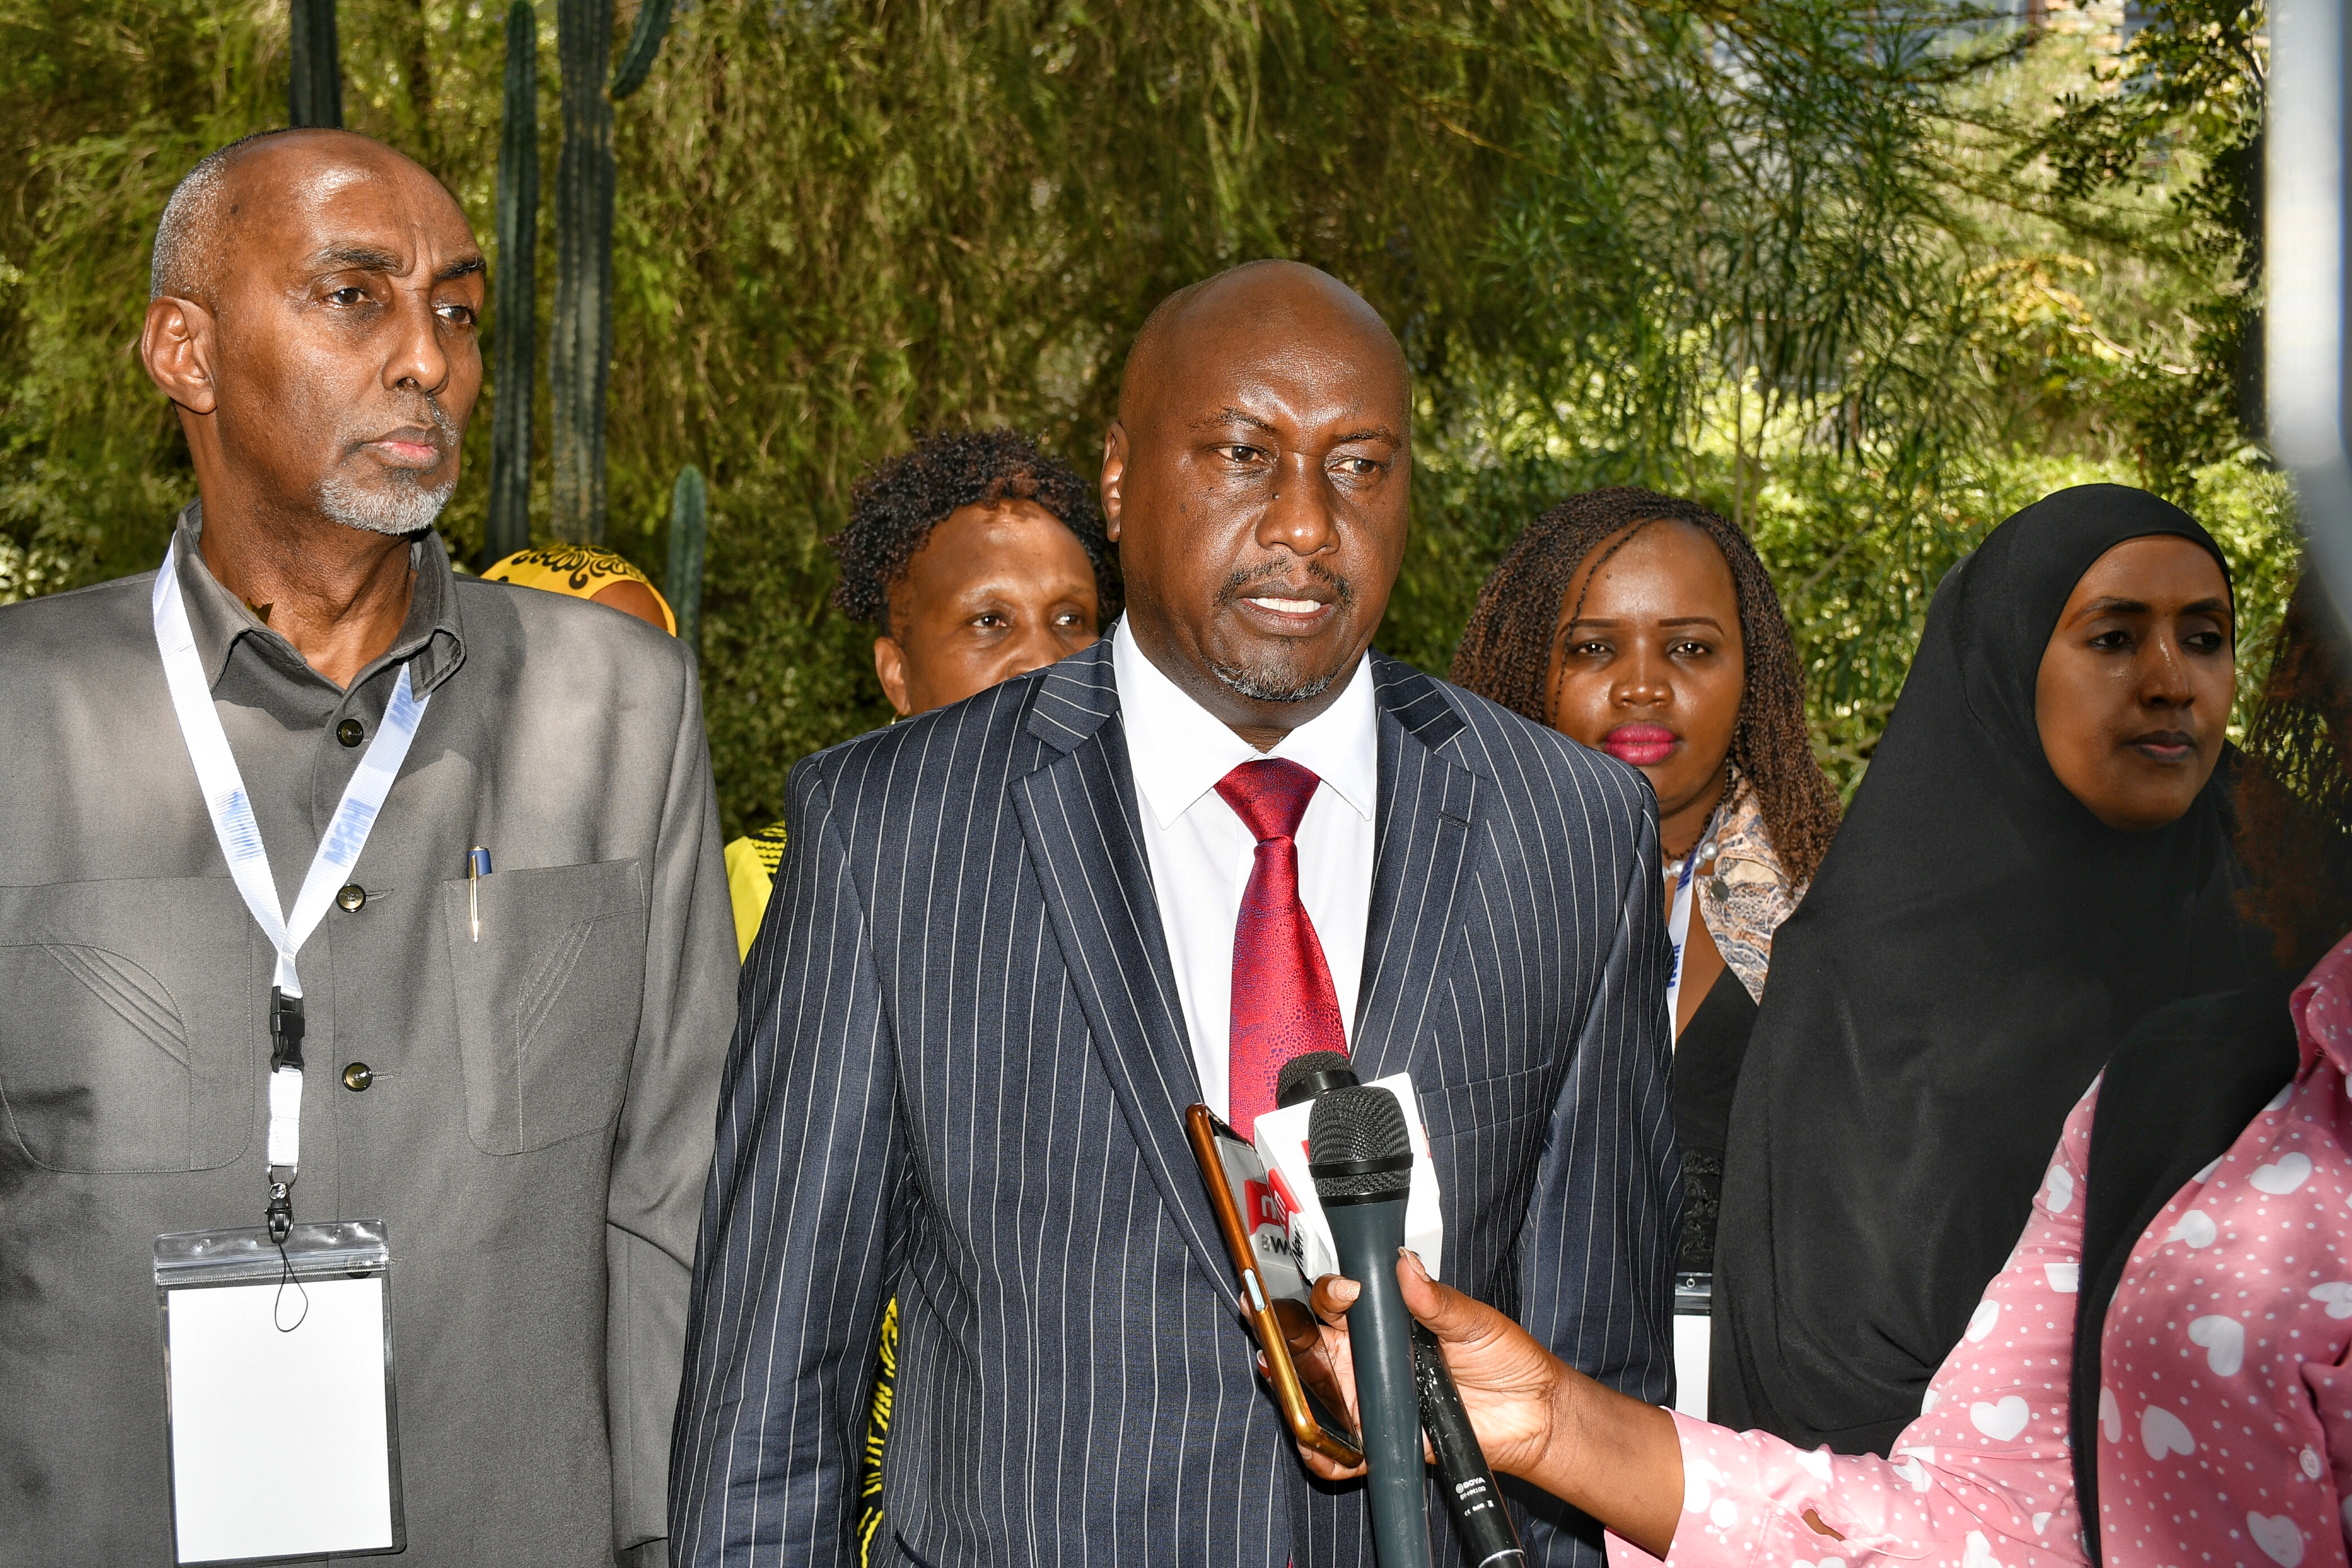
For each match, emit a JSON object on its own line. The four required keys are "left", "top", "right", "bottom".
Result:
{"left": 2010, "top": 0, "right": 2267, "bottom": 488}
{"left": 0, "top": 0, "right": 2283, "bottom": 832}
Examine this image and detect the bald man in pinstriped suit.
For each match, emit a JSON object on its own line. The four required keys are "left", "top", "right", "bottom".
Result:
{"left": 671, "top": 262, "right": 1680, "bottom": 1567}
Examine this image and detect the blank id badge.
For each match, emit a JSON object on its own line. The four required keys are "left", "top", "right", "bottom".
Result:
{"left": 154, "top": 1220, "right": 405, "bottom": 1565}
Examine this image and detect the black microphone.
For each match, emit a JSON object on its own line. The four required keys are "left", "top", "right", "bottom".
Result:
{"left": 1413, "top": 1324, "right": 1526, "bottom": 1567}
{"left": 1310, "top": 1085, "right": 1431, "bottom": 1568}
{"left": 1285, "top": 1056, "right": 1522, "bottom": 1567}
{"left": 1277, "top": 1049, "right": 1360, "bottom": 1108}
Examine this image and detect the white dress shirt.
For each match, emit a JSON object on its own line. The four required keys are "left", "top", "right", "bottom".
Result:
{"left": 1111, "top": 616, "right": 1379, "bottom": 1121}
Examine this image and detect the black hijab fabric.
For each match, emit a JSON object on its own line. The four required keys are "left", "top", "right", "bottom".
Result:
{"left": 1710, "top": 484, "right": 2260, "bottom": 1454}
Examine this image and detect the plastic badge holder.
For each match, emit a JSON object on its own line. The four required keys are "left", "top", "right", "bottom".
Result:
{"left": 154, "top": 1220, "right": 405, "bottom": 1565}
{"left": 1673, "top": 1272, "right": 1712, "bottom": 1418}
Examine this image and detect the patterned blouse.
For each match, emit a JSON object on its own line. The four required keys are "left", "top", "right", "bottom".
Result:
{"left": 1681, "top": 772, "right": 1800, "bottom": 1004}
{"left": 1611, "top": 929, "right": 2352, "bottom": 1568}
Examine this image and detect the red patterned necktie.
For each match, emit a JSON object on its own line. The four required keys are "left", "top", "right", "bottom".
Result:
{"left": 1215, "top": 758, "right": 1348, "bottom": 1138}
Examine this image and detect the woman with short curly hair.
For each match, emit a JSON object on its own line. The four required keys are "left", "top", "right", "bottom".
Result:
{"left": 727, "top": 427, "right": 1117, "bottom": 959}
{"left": 828, "top": 426, "right": 1119, "bottom": 718}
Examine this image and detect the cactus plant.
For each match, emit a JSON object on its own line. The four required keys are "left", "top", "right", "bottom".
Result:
{"left": 485, "top": 0, "right": 539, "bottom": 565}
{"left": 666, "top": 464, "right": 707, "bottom": 651}
{"left": 547, "top": 0, "right": 614, "bottom": 543}
{"left": 287, "top": 0, "right": 341, "bottom": 128}
{"left": 546, "top": 0, "right": 676, "bottom": 544}
{"left": 611, "top": 0, "right": 672, "bottom": 100}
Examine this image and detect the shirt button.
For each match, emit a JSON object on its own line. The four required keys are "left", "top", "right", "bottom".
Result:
{"left": 342, "top": 1063, "right": 374, "bottom": 1092}
{"left": 337, "top": 719, "right": 365, "bottom": 747}
{"left": 336, "top": 883, "right": 367, "bottom": 912}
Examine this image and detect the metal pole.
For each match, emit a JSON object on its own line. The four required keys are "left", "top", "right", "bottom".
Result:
{"left": 2270, "top": 0, "right": 2352, "bottom": 608}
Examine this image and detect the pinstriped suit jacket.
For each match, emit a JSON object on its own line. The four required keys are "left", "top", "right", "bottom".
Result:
{"left": 671, "top": 639, "right": 1679, "bottom": 1567}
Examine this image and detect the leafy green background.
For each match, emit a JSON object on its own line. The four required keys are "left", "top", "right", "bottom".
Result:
{"left": 0, "top": 0, "right": 2283, "bottom": 836}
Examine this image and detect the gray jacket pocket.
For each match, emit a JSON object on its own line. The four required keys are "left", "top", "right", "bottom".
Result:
{"left": 442, "top": 859, "right": 648, "bottom": 1155}
{"left": 0, "top": 878, "right": 257, "bottom": 1173}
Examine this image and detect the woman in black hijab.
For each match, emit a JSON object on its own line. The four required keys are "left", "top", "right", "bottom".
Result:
{"left": 1710, "top": 483, "right": 2266, "bottom": 1454}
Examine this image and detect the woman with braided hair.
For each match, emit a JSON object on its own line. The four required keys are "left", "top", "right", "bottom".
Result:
{"left": 1453, "top": 487, "right": 1840, "bottom": 1363}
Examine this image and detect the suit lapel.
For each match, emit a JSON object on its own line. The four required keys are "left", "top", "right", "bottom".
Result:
{"left": 1010, "top": 644, "right": 1233, "bottom": 1298}
{"left": 1349, "top": 657, "right": 1480, "bottom": 1085}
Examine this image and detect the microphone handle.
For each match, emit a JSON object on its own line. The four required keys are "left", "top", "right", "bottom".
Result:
{"left": 1325, "top": 1199, "right": 1431, "bottom": 1568}
{"left": 1413, "top": 1323, "right": 1527, "bottom": 1567}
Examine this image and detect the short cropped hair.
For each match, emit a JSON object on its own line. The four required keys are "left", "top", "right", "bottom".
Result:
{"left": 827, "top": 429, "right": 1118, "bottom": 635}
{"left": 150, "top": 128, "right": 299, "bottom": 304}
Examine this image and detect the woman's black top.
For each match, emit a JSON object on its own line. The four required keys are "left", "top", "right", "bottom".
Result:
{"left": 1674, "top": 968, "right": 1759, "bottom": 1276}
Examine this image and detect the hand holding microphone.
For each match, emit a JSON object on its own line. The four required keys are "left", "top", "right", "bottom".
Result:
{"left": 1299, "top": 1251, "right": 1576, "bottom": 1487}
{"left": 1256, "top": 1058, "right": 1681, "bottom": 1561}
{"left": 1309, "top": 1084, "right": 1432, "bottom": 1568}
{"left": 1276, "top": 1055, "right": 1524, "bottom": 1567}
{"left": 1295, "top": 1251, "right": 1687, "bottom": 1562}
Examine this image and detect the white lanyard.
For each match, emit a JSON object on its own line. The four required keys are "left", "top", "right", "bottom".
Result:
{"left": 152, "top": 539, "right": 430, "bottom": 1231}
{"left": 1663, "top": 810, "right": 1720, "bottom": 1043}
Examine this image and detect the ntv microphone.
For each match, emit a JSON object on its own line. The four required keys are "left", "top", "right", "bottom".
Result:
{"left": 1281, "top": 1058, "right": 1525, "bottom": 1568}
{"left": 1309, "top": 1084, "right": 1431, "bottom": 1568}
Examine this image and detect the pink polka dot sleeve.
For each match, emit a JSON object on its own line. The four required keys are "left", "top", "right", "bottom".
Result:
{"left": 1607, "top": 1086, "right": 2099, "bottom": 1568}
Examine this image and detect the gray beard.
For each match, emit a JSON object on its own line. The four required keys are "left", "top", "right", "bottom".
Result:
{"left": 315, "top": 470, "right": 456, "bottom": 537}
{"left": 1209, "top": 657, "right": 1343, "bottom": 705}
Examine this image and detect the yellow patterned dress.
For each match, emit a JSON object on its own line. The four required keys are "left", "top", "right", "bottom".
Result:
{"left": 855, "top": 1299, "right": 898, "bottom": 1565}
{"left": 480, "top": 545, "right": 676, "bottom": 634}
{"left": 724, "top": 819, "right": 897, "bottom": 1564}
{"left": 723, "top": 821, "right": 791, "bottom": 961}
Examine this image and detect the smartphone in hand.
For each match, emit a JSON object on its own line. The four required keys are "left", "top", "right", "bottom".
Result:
{"left": 1183, "top": 1103, "right": 1362, "bottom": 1465}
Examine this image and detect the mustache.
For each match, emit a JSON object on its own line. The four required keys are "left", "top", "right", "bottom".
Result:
{"left": 341, "top": 395, "right": 459, "bottom": 456}
{"left": 1212, "top": 559, "right": 1354, "bottom": 607}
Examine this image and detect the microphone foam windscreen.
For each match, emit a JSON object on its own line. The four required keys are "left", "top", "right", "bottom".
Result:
{"left": 1308, "top": 1085, "right": 1415, "bottom": 1202}
{"left": 1276, "top": 1050, "right": 1356, "bottom": 1109}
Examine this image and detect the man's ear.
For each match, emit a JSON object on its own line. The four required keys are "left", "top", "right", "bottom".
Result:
{"left": 1099, "top": 422, "right": 1128, "bottom": 545}
{"left": 874, "top": 635, "right": 915, "bottom": 718}
{"left": 141, "top": 296, "right": 219, "bottom": 416}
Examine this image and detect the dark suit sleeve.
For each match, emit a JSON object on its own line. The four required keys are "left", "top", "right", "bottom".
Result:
{"left": 1513, "top": 794, "right": 1681, "bottom": 1565}
{"left": 669, "top": 761, "right": 905, "bottom": 1568}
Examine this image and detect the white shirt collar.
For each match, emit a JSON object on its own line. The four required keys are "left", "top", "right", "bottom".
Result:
{"left": 1111, "top": 616, "right": 1379, "bottom": 831}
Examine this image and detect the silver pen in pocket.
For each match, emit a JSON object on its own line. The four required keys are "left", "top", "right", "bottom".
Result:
{"left": 467, "top": 845, "right": 492, "bottom": 940}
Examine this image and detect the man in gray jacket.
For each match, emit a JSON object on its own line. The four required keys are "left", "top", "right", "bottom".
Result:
{"left": 0, "top": 129, "right": 736, "bottom": 1565}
